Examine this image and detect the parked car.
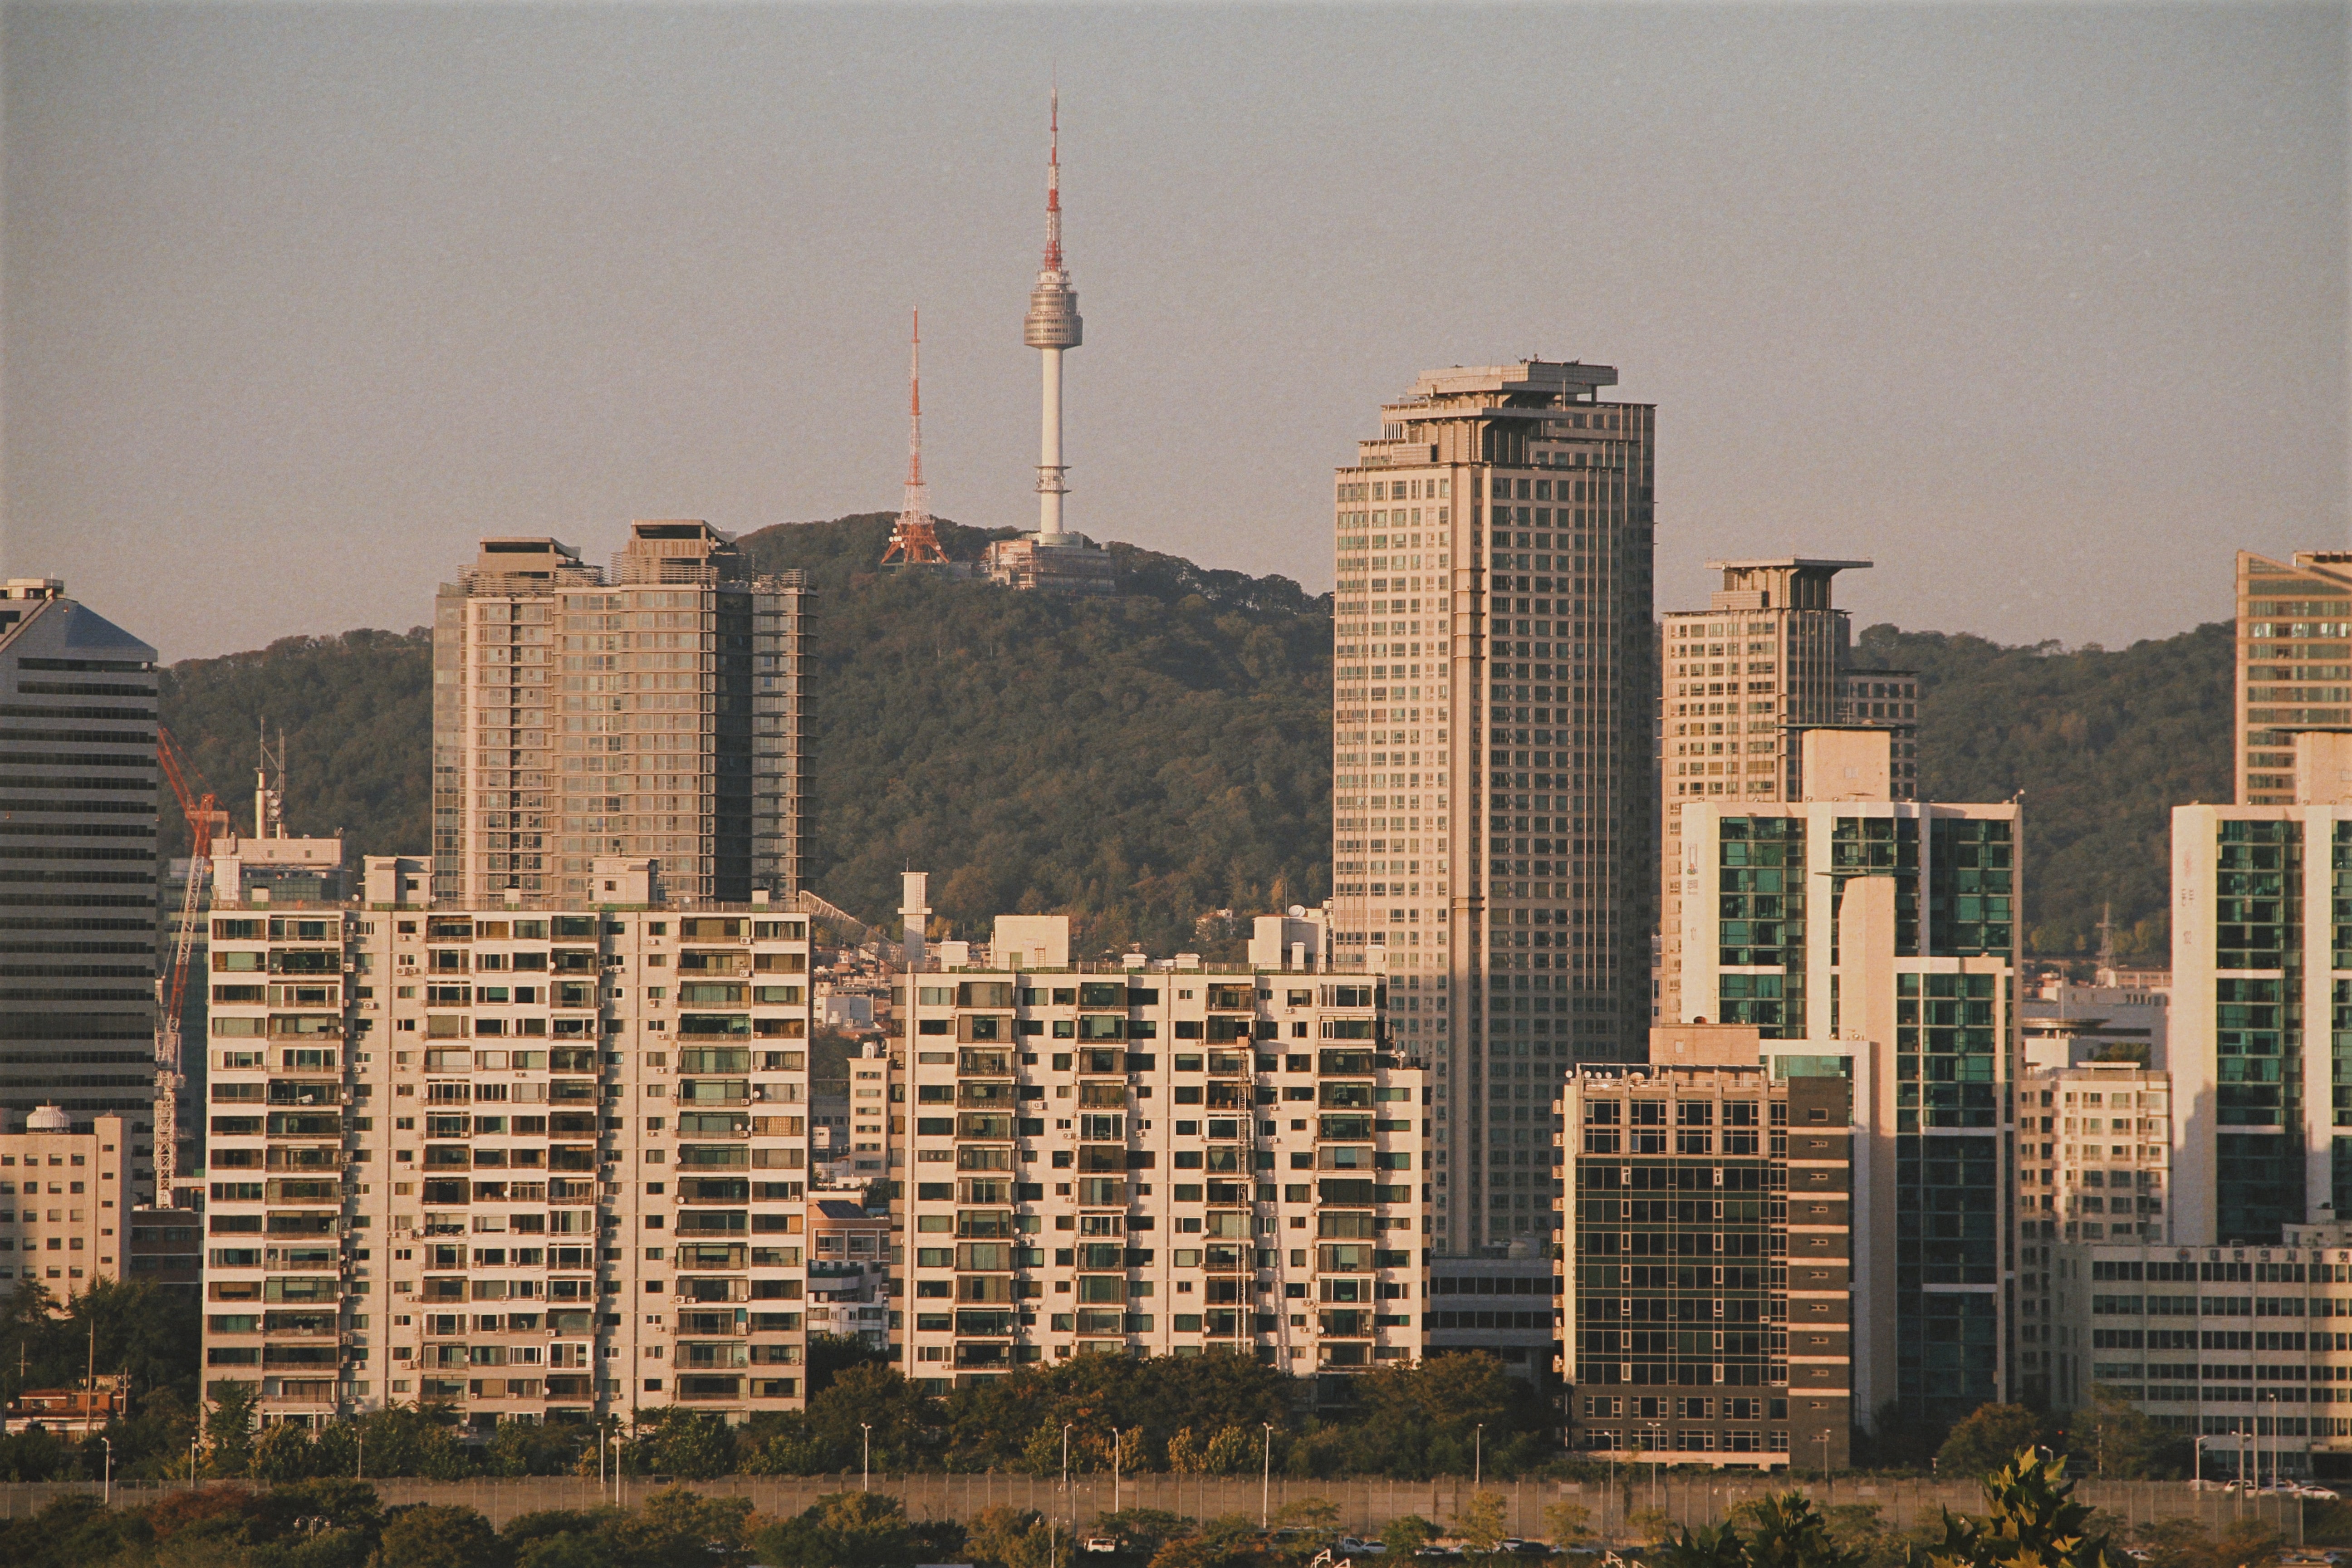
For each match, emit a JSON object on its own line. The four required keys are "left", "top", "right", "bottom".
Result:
{"left": 2297, "top": 1487, "right": 2342, "bottom": 1502}
{"left": 1338, "top": 1539, "right": 1384, "bottom": 1556}
{"left": 1084, "top": 1540, "right": 1119, "bottom": 1556}
{"left": 1501, "top": 1542, "right": 1553, "bottom": 1558}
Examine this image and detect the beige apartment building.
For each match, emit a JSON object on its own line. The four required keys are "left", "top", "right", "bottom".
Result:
{"left": 896, "top": 915, "right": 1425, "bottom": 1407}
{"left": 431, "top": 523, "right": 811, "bottom": 906}
{"left": 2013, "top": 1061, "right": 2174, "bottom": 1409}
{"left": 2236, "top": 550, "right": 2352, "bottom": 806}
{"left": 0, "top": 1109, "right": 131, "bottom": 1297}
{"left": 1328, "top": 359, "right": 1654, "bottom": 1256}
{"left": 198, "top": 859, "right": 814, "bottom": 1431}
{"left": 1657, "top": 559, "right": 1918, "bottom": 1029}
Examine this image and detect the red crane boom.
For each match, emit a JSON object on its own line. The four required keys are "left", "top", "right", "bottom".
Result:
{"left": 155, "top": 725, "right": 227, "bottom": 1192}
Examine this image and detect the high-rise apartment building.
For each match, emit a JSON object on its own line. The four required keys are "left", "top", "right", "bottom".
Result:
{"left": 199, "top": 864, "right": 814, "bottom": 1431}
{"left": 2236, "top": 551, "right": 2352, "bottom": 805}
{"left": 1657, "top": 560, "right": 1920, "bottom": 1026}
{"left": 2169, "top": 731, "right": 2352, "bottom": 1250}
{"left": 1328, "top": 360, "right": 1655, "bottom": 1255}
{"left": 1671, "top": 730, "right": 2018, "bottom": 1430}
{"left": 2013, "top": 1060, "right": 2174, "bottom": 1408}
{"left": 432, "top": 524, "right": 810, "bottom": 906}
{"left": 1557, "top": 1029, "right": 1853, "bottom": 1470}
{"left": 0, "top": 577, "right": 162, "bottom": 1192}
{"left": 896, "top": 916, "right": 1423, "bottom": 1404}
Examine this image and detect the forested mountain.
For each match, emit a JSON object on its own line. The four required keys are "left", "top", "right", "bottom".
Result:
{"left": 1855, "top": 620, "right": 2233, "bottom": 962}
{"left": 153, "top": 514, "right": 2232, "bottom": 960}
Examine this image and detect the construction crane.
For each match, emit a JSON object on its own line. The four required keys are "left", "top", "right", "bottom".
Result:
{"left": 155, "top": 725, "right": 227, "bottom": 1193}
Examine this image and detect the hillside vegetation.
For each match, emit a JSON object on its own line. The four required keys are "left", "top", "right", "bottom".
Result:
{"left": 153, "top": 514, "right": 2231, "bottom": 960}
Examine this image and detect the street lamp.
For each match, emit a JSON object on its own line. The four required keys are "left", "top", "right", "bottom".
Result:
{"left": 356, "top": 1430, "right": 364, "bottom": 1481}
{"left": 189, "top": 1436, "right": 199, "bottom": 1490}
{"left": 1113, "top": 1428, "right": 1122, "bottom": 1516}
{"left": 1261, "top": 1423, "right": 1274, "bottom": 1528}
{"left": 101, "top": 1436, "right": 112, "bottom": 1509}
{"left": 1819, "top": 1429, "right": 1833, "bottom": 1502}
{"left": 862, "top": 1423, "right": 873, "bottom": 1492}
{"left": 1475, "top": 1423, "right": 1485, "bottom": 1488}
{"left": 1645, "top": 1423, "right": 1665, "bottom": 1512}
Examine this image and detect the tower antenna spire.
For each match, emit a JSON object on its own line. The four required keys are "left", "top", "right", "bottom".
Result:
{"left": 881, "top": 308, "right": 948, "bottom": 570}
{"left": 1022, "top": 85, "right": 1082, "bottom": 540}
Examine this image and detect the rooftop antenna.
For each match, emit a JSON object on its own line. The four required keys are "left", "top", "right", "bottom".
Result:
{"left": 255, "top": 720, "right": 287, "bottom": 839}
{"left": 881, "top": 310, "right": 949, "bottom": 570}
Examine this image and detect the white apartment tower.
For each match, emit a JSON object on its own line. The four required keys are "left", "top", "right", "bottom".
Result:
{"left": 2169, "top": 732, "right": 2352, "bottom": 1250}
{"left": 431, "top": 525, "right": 810, "bottom": 906}
{"left": 199, "top": 865, "right": 814, "bottom": 1431}
{"left": 1658, "top": 559, "right": 1920, "bottom": 1027}
{"left": 1329, "top": 360, "right": 1655, "bottom": 1254}
{"left": 897, "top": 915, "right": 1424, "bottom": 1406}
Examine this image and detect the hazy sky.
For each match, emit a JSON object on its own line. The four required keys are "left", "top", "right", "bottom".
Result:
{"left": 2, "top": 3, "right": 2345, "bottom": 662}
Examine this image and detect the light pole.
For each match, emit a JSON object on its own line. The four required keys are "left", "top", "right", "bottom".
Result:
{"left": 862, "top": 1423, "right": 873, "bottom": 1492}
{"left": 1261, "top": 1423, "right": 1274, "bottom": 1528}
{"left": 1645, "top": 1424, "right": 1664, "bottom": 1512}
{"left": 1475, "top": 1423, "right": 1484, "bottom": 1488}
{"left": 1113, "top": 1428, "right": 1122, "bottom": 1517}
{"left": 356, "top": 1430, "right": 364, "bottom": 1481}
{"left": 1819, "top": 1428, "right": 1833, "bottom": 1502}
{"left": 189, "top": 1436, "right": 198, "bottom": 1490}
{"left": 101, "top": 1436, "right": 112, "bottom": 1508}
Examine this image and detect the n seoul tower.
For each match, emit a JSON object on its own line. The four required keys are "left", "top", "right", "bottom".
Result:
{"left": 1022, "top": 89, "right": 1082, "bottom": 541}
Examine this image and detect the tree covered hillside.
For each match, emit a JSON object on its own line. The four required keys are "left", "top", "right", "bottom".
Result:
{"left": 736, "top": 514, "right": 1333, "bottom": 956}
{"left": 149, "top": 514, "right": 2233, "bottom": 962}
{"left": 1856, "top": 619, "right": 2233, "bottom": 962}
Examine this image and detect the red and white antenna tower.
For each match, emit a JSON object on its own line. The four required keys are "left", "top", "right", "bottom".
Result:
{"left": 881, "top": 309, "right": 949, "bottom": 568}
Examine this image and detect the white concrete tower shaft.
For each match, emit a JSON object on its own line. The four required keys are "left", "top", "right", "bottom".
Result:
{"left": 1021, "top": 89, "right": 1082, "bottom": 539}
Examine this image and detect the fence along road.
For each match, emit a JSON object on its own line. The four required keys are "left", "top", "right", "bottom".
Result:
{"left": 0, "top": 1472, "right": 2303, "bottom": 1539}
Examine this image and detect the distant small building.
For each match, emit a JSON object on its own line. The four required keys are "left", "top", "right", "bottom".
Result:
{"left": 983, "top": 533, "right": 1118, "bottom": 596}
{"left": 3, "top": 1375, "right": 126, "bottom": 1436}
{"left": 0, "top": 1109, "right": 130, "bottom": 1299}
{"left": 809, "top": 1200, "right": 893, "bottom": 1350}
{"left": 127, "top": 1206, "right": 202, "bottom": 1298}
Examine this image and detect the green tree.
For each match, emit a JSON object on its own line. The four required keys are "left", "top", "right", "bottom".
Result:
{"left": 1740, "top": 1494, "right": 1862, "bottom": 1568}
{"left": 1936, "top": 1404, "right": 2050, "bottom": 1481}
{"left": 611, "top": 1486, "right": 756, "bottom": 1568}
{"left": 635, "top": 1406, "right": 740, "bottom": 1480}
{"left": 1908, "top": 1447, "right": 2121, "bottom": 1568}
{"left": 251, "top": 1421, "right": 323, "bottom": 1482}
{"left": 1541, "top": 1503, "right": 1593, "bottom": 1548}
{"left": 2073, "top": 1386, "right": 2190, "bottom": 1479}
{"left": 203, "top": 1379, "right": 259, "bottom": 1477}
{"left": 1454, "top": 1491, "right": 1510, "bottom": 1555}
{"left": 504, "top": 1506, "right": 628, "bottom": 1568}
{"left": 1383, "top": 1514, "right": 1441, "bottom": 1555}
{"left": 1655, "top": 1524, "right": 1751, "bottom": 1568}
{"left": 962, "top": 1504, "right": 1058, "bottom": 1568}
{"left": 372, "top": 1504, "right": 502, "bottom": 1568}
{"left": 757, "top": 1491, "right": 931, "bottom": 1568}
{"left": 1098, "top": 1509, "right": 1189, "bottom": 1560}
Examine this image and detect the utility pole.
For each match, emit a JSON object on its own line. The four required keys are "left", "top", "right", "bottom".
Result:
{"left": 862, "top": 1423, "right": 873, "bottom": 1492}
{"left": 1262, "top": 1423, "right": 1274, "bottom": 1526}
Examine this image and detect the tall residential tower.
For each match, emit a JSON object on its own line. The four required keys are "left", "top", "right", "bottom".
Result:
{"left": 2235, "top": 551, "right": 2352, "bottom": 805}
{"left": 1657, "top": 559, "right": 1919, "bottom": 1026}
{"left": 1328, "top": 360, "right": 1656, "bottom": 1254}
{"left": 431, "top": 524, "right": 811, "bottom": 904}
